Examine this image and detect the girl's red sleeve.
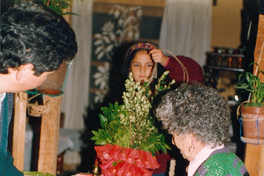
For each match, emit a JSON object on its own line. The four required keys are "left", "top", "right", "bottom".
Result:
{"left": 164, "top": 55, "right": 204, "bottom": 84}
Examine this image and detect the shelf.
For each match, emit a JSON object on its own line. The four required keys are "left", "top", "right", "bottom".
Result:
{"left": 241, "top": 137, "right": 264, "bottom": 145}
{"left": 206, "top": 52, "right": 244, "bottom": 58}
{"left": 207, "top": 66, "right": 245, "bottom": 72}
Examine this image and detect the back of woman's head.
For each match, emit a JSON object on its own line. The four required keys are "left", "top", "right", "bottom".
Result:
{"left": 0, "top": 0, "right": 77, "bottom": 75}
{"left": 155, "top": 83, "right": 231, "bottom": 147}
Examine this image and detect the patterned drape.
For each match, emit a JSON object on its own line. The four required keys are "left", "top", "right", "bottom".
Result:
{"left": 89, "top": 5, "right": 142, "bottom": 106}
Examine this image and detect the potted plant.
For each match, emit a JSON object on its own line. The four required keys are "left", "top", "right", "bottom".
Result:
{"left": 235, "top": 63, "right": 264, "bottom": 142}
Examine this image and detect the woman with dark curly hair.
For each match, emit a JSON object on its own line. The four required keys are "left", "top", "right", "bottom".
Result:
{"left": 155, "top": 83, "right": 249, "bottom": 176}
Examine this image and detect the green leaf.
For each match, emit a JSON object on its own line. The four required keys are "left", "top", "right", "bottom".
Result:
{"left": 95, "top": 139, "right": 108, "bottom": 145}
{"left": 108, "top": 120, "right": 119, "bottom": 130}
{"left": 91, "top": 130, "right": 100, "bottom": 136}
{"left": 110, "top": 112, "right": 115, "bottom": 121}
{"left": 160, "top": 144, "right": 167, "bottom": 154}
{"left": 99, "top": 114, "right": 107, "bottom": 128}
{"left": 164, "top": 143, "right": 171, "bottom": 150}
{"left": 23, "top": 171, "right": 54, "bottom": 176}
{"left": 91, "top": 135, "right": 101, "bottom": 141}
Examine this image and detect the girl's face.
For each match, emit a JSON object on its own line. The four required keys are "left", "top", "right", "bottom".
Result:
{"left": 130, "top": 50, "right": 154, "bottom": 83}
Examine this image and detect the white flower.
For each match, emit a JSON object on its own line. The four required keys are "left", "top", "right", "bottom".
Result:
{"left": 94, "top": 91, "right": 107, "bottom": 104}
{"left": 102, "top": 21, "right": 115, "bottom": 33}
{"left": 93, "top": 62, "right": 110, "bottom": 90}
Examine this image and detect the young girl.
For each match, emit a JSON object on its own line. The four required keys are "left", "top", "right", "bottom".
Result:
{"left": 93, "top": 42, "right": 204, "bottom": 175}
{"left": 123, "top": 42, "right": 204, "bottom": 175}
{"left": 124, "top": 42, "right": 204, "bottom": 86}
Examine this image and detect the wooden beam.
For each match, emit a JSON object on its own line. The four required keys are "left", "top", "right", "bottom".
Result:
{"left": 93, "top": 1, "right": 164, "bottom": 17}
{"left": 93, "top": 0, "right": 165, "bottom": 7}
{"left": 244, "top": 14, "right": 264, "bottom": 176}
{"left": 37, "top": 95, "right": 62, "bottom": 175}
{"left": 12, "top": 92, "right": 28, "bottom": 171}
{"left": 253, "top": 14, "right": 264, "bottom": 79}
{"left": 244, "top": 144, "right": 264, "bottom": 175}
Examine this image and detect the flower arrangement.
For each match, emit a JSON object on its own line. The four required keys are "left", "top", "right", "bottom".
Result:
{"left": 91, "top": 72, "right": 173, "bottom": 176}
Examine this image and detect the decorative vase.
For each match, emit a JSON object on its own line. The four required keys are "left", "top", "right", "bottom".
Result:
{"left": 240, "top": 104, "right": 264, "bottom": 140}
{"left": 94, "top": 144, "right": 160, "bottom": 176}
{"left": 27, "top": 62, "right": 69, "bottom": 96}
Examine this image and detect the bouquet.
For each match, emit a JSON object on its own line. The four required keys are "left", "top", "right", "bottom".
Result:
{"left": 91, "top": 72, "right": 173, "bottom": 176}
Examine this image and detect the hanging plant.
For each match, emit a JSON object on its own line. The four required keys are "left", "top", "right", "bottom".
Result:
{"left": 15, "top": 0, "right": 79, "bottom": 15}
{"left": 235, "top": 63, "right": 264, "bottom": 107}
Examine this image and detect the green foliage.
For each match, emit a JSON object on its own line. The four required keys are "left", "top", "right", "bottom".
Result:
{"left": 23, "top": 171, "right": 54, "bottom": 176}
{"left": 92, "top": 72, "right": 173, "bottom": 156}
{"left": 235, "top": 63, "right": 264, "bottom": 107}
{"left": 15, "top": 0, "right": 78, "bottom": 15}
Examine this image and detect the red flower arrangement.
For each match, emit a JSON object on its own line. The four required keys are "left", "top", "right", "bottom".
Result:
{"left": 95, "top": 144, "right": 159, "bottom": 176}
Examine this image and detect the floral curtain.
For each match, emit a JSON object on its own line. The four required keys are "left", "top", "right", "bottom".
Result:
{"left": 159, "top": 0, "right": 212, "bottom": 67}
{"left": 89, "top": 5, "right": 142, "bottom": 107}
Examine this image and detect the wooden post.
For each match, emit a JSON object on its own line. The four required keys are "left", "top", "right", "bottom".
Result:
{"left": 37, "top": 95, "right": 62, "bottom": 175}
{"left": 12, "top": 92, "right": 28, "bottom": 171}
{"left": 244, "top": 14, "right": 264, "bottom": 176}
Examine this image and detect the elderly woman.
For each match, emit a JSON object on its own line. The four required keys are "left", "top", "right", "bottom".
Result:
{"left": 155, "top": 83, "right": 249, "bottom": 176}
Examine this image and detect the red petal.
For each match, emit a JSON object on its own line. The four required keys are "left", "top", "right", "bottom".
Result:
{"left": 129, "top": 148, "right": 139, "bottom": 158}
{"left": 123, "top": 163, "right": 133, "bottom": 176}
{"left": 100, "top": 160, "right": 114, "bottom": 170}
{"left": 126, "top": 157, "right": 134, "bottom": 164}
{"left": 113, "top": 161, "right": 125, "bottom": 173}
{"left": 117, "top": 147, "right": 131, "bottom": 161}
{"left": 146, "top": 153, "right": 159, "bottom": 169}
{"left": 135, "top": 158, "right": 144, "bottom": 167}
{"left": 117, "top": 162, "right": 127, "bottom": 175}
{"left": 140, "top": 150, "right": 160, "bottom": 169}
{"left": 95, "top": 144, "right": 114, "bottom": 160}
{"left": 94, "top": 144, "right": 113, "bottom": 154}
{"left": 133, "top": 165, "right": 142, "bottom": 176}
{"left": 137, "top": 166, "right": 153, "bottom": 176}
{"left": 108, "top": 163, "right": 118, "bottom": 175}
{"left": 108, "top": 145, "right": 123, "bottom": 161}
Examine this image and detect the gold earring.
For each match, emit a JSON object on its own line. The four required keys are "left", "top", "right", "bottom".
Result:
{"left": 188, "top": 146, "right": 195, "bottom": 153}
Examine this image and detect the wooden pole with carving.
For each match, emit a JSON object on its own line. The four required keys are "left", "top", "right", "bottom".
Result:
{"left": 37, "top": 95, "right": 62, "bottom": 174}
{"left": 243, "top": 14, "right": 264, "bottom": 176}
{"left": 12, "top": 92, "right": 28, "bottom": 171}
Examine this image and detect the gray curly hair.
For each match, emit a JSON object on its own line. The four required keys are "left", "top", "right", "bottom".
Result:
{"left": 155, "top": 83, "right": 230, "bottom": 147}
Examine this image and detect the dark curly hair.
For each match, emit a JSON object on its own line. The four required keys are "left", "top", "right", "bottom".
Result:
{"left": 0, "top": 0, "right": 77, "bottom": 75}
{"left": 155, "top": 83, "right": 230, "bottom": 147}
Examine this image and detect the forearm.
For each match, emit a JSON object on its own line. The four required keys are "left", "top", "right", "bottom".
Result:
{"left": 2, "top": 151, "right": 24, "bottom": 176}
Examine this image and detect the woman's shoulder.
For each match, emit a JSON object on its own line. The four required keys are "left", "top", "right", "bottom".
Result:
{"left": 196, "top": 147, "right": 248, "bottom": 176}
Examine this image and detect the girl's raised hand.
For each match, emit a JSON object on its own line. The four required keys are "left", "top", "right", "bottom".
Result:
{"left": 149, "top": 49, "right": 168, "bottom": 66}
